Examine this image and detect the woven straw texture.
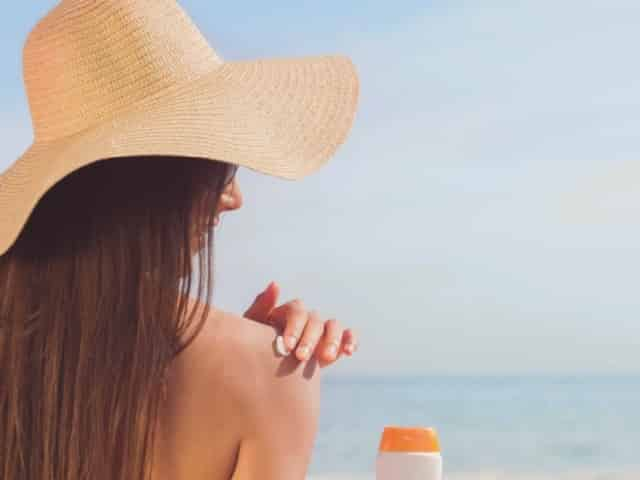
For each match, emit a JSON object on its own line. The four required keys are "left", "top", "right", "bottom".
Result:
{"left": 0, "top": 0, "right": 360, "bottom": 255}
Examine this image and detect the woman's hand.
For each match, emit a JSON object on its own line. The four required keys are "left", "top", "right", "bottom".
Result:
{"left": 243, "top": 281, "right": 358, "bottom": 368}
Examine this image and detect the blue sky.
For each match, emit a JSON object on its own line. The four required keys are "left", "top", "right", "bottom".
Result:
{"left": 2, "top": 1, "right": 640, "bottom": 375}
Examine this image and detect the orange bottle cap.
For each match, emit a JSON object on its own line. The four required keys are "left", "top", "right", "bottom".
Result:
{"left": 378, "top": 426, "right": 441, "bottom": 453}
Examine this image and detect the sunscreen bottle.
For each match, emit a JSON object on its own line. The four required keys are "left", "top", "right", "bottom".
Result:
{"left": 376, "top": 426, "right": 442, "bottom": 480}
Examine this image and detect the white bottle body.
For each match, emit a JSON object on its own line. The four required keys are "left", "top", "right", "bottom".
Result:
{"left": 376, "top": 451, "right": 442, "bottom": 480}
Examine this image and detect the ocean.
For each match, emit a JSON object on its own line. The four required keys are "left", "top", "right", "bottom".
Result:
{"left": 307, "top": 375, "right": 640, "bottom": 480}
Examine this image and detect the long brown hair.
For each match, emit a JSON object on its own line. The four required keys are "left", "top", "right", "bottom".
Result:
{"left": 0, "top": 155, "right": 235, "bottom": 479}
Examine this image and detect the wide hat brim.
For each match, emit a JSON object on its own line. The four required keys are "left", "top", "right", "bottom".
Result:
{"left": 0, "top": 54, "right": 359, "bottom": 255}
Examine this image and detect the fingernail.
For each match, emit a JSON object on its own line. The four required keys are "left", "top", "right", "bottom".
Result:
{"left": 297, "top": 344, "right": 310, "bottom": 360}
{"left": 326, "top": 344, "right": 338, "bottom": 357}
{"left": 286, "top": 335, "right": 297, "bottom": 350}
{"left": 345, "top": 344, "right": 355, "bottom": 354}
{"left": 221, "top": 194, "right": 234, "bottom": 204}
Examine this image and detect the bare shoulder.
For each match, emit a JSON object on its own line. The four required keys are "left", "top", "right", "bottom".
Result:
{"left": 175, "top": 298, "right": 321, "bottom": 422}
{"left": 160, "top": 298, "right": 321, "bottom": 479}
{"left": 206, "top": 308, "right": 322, "bottom": 480}
{"left": 209, "top": 307, "right": 321, "bottom": 413}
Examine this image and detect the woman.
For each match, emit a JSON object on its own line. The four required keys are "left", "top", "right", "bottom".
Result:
{"left": 0, "top": 1, "right": 360, "bottom": 479}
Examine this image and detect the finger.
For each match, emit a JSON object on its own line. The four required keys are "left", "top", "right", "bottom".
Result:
{"left": 296, "top": 310, "right": 324, "bottom": 362}
{"left": 266, "top": 297, "right": 304, "bottom": 322}
{"left": 341, "top": 329, "right": 358, "bottom": 356}
{"left": 318, "top": 319, "right": 343, "bottom": 365}
{"left": 265, "top": 299, "right": 301, "bottom": 331}
{"left": 323, "top": 329, "right": 351, "bottom": 364}
{"left": 243, "top": 281, "right": 279, "bottom": 322}
{"left": 269, "top": 299, "right": 307, "bottom": 351}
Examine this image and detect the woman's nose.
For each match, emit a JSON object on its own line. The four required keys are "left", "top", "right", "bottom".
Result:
{"left": 220, "top": 179, "right": 243, "bottom": 211}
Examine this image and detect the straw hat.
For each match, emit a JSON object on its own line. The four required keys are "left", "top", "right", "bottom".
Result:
{"left": 0, "top": 0, "right": 360, "bottom": 256}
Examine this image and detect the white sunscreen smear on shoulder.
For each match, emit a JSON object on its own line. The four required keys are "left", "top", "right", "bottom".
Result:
{"left": 273, "top": 335, "right": 290, "bottom": 357}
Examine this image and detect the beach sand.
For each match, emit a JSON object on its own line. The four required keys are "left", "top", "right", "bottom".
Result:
{"left": 309, "top": 470, "right": 638, "bottom": 480}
